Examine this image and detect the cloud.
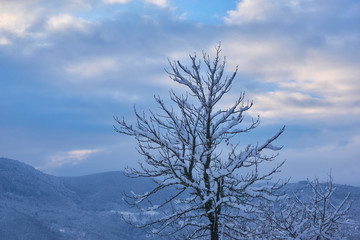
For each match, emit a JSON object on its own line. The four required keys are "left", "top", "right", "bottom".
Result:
{"left": 97, "top": 90, "right": 141, "bottom": 102}
{"left": 103, "top": 0, "right": 132, "bottom": 4}
{"left": 46, "top": 14, "right": 89, "bottom": 32}
{"left": 0, "top": 0, "right": 42, "bottom": 37}
{"left": 2, "top": 0, "right": 358, "bottom": 122}
{"left": 47, "top": 149, "right": 100, "bottom": 168}
{"left": 224, "top": 0, "right": 359, "bottom": 24}
{"left": 0, "top": 36, "right": 10, "bottom": 45}
{"left": 1, "top": 0, "right": 359, "bottom": 184}
{"left": 225, "top": 0, "right": 280, "bottom": 23}
{"left": 11, "top": 7, "right": 215, "bottom": 98}
{"left": 250, "top": 53, "right": 360, "bottom": 120}
{"left": 66, "top": 58, "right": 119, "bottom": 78}
{"left": 0, "top": 0, "right": 94, "bottom": 48}
{"left": 220, "top": 0, "right": 360, "bottom": 122}
{"left": 102, "top": 0, "right": 168, "bottom": 7}
{"left": 144, "top": 0, "right": 168, "bottom": 8}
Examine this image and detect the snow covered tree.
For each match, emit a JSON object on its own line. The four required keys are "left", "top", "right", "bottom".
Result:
{"left": 114, "top": 45, "right": 285, "bottom": 240}
{"left": 262, "top": 175, "right": 352, "bottom": 240}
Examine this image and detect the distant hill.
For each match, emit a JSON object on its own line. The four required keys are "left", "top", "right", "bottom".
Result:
{"left": 61, "top": 171, "right": 156, "bottom": 211}
{"left": 1, "top": 158, "right": 359, "bottom": 239}
{"left": 0, "top": 158, "right": 152, "bottom": 240}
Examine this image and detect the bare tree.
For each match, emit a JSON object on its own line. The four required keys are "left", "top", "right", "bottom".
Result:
{"left": 114, "top": 45, "right": 285, "bottom": 240}
{"left": 262, "top": 175, "right": 352, "bottom": 240}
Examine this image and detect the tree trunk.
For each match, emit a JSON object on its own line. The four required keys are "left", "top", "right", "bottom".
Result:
{"left": 211, "top": 219, "right": 219, "bottom": 240}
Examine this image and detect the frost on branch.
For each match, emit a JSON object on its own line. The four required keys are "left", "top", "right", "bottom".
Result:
{"left": 261, "top": 175, "right": 352, "bottom": 240}
{"left": 114, "top": 45, "right": 285, "bottom": 240}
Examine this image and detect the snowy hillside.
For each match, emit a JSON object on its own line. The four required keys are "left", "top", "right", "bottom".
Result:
{"left": 0, "top": 158, "right": 154, "bottom": 240}
{"left": 0, "top": 158, "right": 359, "bottom": 239}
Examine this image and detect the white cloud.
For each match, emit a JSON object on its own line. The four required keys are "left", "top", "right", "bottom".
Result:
{"left": 223, "top": 37, "right": 360, "bottom": 120}
{"left": 103, "top": 0, "right": 132, "bottom": 4}
{"left": 46, "top": 14, "right": 89, "bottom": 32}
{"left": 144, "top": 0, "right": 168, "bottom": 8}
{"left": 225, "top": 0, "right": 279, "bottom": 23}
{"left": 220, "top": 0, "right": 360, "bottom": 122}
{"left": 0, "top": 1, "right": 41, "bottom": 36}
{"left": 98, "top": 90, "right": 141, "bottom": 102}
{"left": 224, "top": 0, "right": 343, "bottom": 24}
{"left": 0, "top": 36, "right": 10, "bottom": 45}
{"left": 102, "top": 0, "right": 169, "bottom": 7}
{"left": 66, "top": 58, "right": 119, "bottom": 78}
{"left": 48, "top": 149, "right": 100, "bottom": 168}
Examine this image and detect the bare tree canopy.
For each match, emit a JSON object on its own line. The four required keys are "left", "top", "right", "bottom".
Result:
{"left": 262, "top": 175, "right": 352, "bottom": 240}
{"left": 114, "top": 45, "right": 285, "bottom": 240}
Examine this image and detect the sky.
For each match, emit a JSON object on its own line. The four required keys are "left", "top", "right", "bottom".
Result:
{"left": 0, "top": 0, "right": 359, "bottom": 186}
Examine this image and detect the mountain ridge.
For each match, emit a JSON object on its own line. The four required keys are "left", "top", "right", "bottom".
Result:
{"left": 1, "top": 157, "right": 359, "bottom": 239}
{"left": 0, "top": 158, "right": 149, "bottom": 240}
